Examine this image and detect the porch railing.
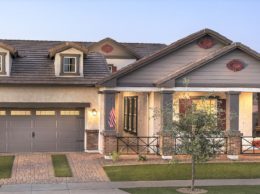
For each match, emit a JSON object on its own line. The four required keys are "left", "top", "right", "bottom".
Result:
{"left": 172, "top": 136, "right": 228, "bottom": 155}
{"left": 241, "top": 136, "right": 260, "bottom": 154}
{"left": 117, "top": 136, "right": 160, "bottom": 155}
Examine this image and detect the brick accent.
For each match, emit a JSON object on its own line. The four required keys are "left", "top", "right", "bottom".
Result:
{"left": 226, "top": 131, "right": 243, "bottom": 155}
{"left": 102, "top": 131, "right": 117, "bottom": 155}
{"left": 86, "top": 130, "right": 99, "bottom": 150}
{"left": 159, "top": 131, "right": 174, "bottom": 155}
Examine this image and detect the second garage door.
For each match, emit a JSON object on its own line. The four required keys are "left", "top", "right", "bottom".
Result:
{"left": 0, "top": 109, "right": 84, "bottom": 152}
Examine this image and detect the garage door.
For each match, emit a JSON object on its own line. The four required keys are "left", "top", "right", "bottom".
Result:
{"left": 0, "top": 109, "right": 84, "bottom": 152}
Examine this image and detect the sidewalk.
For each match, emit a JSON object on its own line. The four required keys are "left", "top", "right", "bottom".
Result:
{"left": 2, "top": 179, "right": 260, "bottom": 194}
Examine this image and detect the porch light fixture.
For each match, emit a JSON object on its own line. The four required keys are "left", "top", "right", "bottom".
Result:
{"left": 92, "top": 109, "right": 97, "bottom": 116}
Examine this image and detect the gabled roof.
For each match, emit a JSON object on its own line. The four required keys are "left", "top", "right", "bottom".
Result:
{"left": 0, "top": 42, "right": 18, "bottom": 57}
{"left": 98, "top": 28, "right": 233, "bottom": 86}
{"left": 87, "top": 37, "right": 142, "bottom": 59}
{"left": 156, "top": 43, "right": 260, "bottom": 87}
{"left": 48, "top": 42, "right": 89, "bottom": 58}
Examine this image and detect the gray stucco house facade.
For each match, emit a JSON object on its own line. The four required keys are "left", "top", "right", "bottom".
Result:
{"left": 0, "top": 29, "right": 259, "bottom": 156}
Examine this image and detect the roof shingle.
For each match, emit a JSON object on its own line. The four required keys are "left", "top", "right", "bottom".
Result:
{"left": 0, "top": 39, "right": 166, "bottom": 85}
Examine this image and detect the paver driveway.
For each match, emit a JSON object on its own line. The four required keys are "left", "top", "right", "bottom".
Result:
{"left": 0, "top": 153, "right": 109, "bottom": 185}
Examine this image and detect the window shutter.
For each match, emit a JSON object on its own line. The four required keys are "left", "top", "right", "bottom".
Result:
{"left": 112, "top": 65, "right": 117, "bottom": 73}
{"left": 179, "top": 99, "right": 192, "bottom": 114}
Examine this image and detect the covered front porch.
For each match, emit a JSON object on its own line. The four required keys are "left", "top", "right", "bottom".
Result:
{"left": 100, "top": 87, "right": 260, "bottom": 156}
{"left": 98, "top": 38, "right": 260, "bottom": 157}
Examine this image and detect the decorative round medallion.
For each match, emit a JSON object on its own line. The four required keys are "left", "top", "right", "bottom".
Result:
{"left": 198, "top": 36, "right": 215, "bottom": 49}
{"left": 226, "top": 59, "right": 245, "bottom": 72}
{"left": 101, "top": 44, "right": 114, "bottom": 53}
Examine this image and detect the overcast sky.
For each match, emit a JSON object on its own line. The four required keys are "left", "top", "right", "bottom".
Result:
{"left": 0, "top": 0, "right": 259, "bottom": 51}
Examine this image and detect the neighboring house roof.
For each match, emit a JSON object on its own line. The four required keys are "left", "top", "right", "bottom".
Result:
{"left": 156, "top": 42, "right": 260, "bottom": 87}
{"left": 87, "top": 37, "right": 142, "bottom": 59}
{"left": 48, "top": 42, "right": 89, "bottom": 58}
{"left": 98, "top": 28, "right": 233, "bottom": 86}
{"left": 0, "top": 39, "right": 166, "bottom": 85}
{"left": 0, "top": 42, "right": 18, "bottom": 57}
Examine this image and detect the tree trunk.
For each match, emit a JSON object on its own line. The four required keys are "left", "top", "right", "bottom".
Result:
{"left": 191, "top": 155, "right": 195, "bottom": 191}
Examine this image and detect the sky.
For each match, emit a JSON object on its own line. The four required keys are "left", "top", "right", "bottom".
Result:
{"left": 0, "top": 0, "right": 259, "bottom": 51}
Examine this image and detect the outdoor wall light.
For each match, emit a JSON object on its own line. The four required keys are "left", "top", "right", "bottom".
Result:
{"left": 92, "top": 109, "right": 97, "bottom": 116}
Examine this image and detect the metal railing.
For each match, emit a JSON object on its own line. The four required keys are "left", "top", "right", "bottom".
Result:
{"left": 172, "top": 136, "right": 227, "bottom": 155}
{"left": 241, "top": 136, "right": 260, "bottom": 154}
{"left": 117, "top": 136, "right": 160, "bottom": 155}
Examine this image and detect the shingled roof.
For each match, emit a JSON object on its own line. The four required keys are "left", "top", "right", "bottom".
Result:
{"left": 87, "top": 37, "right": 142, "bottom": 59}
{"left": 48, "top": 42, "right": 89, "bottom": 58}
{"left": 0, "top": 39, "right": 166, "bottom": 85}
{"left": 0, "top": 42, "right": 18, "bottom": 57}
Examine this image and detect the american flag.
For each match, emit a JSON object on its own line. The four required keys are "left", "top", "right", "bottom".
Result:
{"left": 108, "top": 108, "right": 116, "bottom": 128}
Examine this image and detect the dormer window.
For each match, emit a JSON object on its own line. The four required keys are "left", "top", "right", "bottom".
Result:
{"left": 108, "top": 64, "right": 117, "bottom": 73}
{"left": 60, "top": 54, "right": 80, "bottom": 75}
{"left": 64, "top": 57, "right": 76, "bottom": 73}
{"left": 0, "top": 53, "right": 6, "bottom": 75}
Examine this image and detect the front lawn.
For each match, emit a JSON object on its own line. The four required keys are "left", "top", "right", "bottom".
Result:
{"left": 123, "top": 186, "right": 260, "bottom": 194}
{"left": 104, "top": 163, "right": 260, "bottom": 181}
{"left": 51, "top": 154, "right": 72, "bottom": 177}
{"left": 0, "top": 156, "right": 14, "bottom": 179}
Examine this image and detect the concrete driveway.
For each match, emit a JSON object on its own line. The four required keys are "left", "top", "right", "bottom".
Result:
{"left": 0, "top": 153, "right": 109, "bottom": 185}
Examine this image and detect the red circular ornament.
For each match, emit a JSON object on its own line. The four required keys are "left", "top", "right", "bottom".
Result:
{"left": 226, "top": 59, "right": 245, "bottom": 72}
{"left": 101, "top": 44, "right": 114, "bottom": 53}
{"left": 198, "top": 36, "right": 215, "bottom": 49}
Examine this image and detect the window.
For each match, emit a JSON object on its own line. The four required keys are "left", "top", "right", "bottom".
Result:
{"left": 60, "top": 110, "right": 80, "bottom": 116}
{"left": 0, "top": 111, "right": 6, "bottom": 116}
{"left": 124, "top": 96, "right": 138, "bottom": 134}
{"left": 11, "top": 110, "right": 31, "bottom": 116}
{"left": 108, "top": 64, "right": 117, "bottom": 73}
{"left": 0, "top": 55, "right": 2, "bottom": 72}
{"left": 60, "top": 54, "right": 80, "bottom": 75}
{"left": 179, "top": 98, "right": 223, "bottom": 129}
{"left": 0, "top": 53, "right": 6, "bottom": 74}
{"left": 63, "top": 57, "right": 76, "bottom": 73}
{"left": 192, "top": 99, "right": 217, "bottom": 114}
{"left": 36, "top": 111, "right": 55, "bottom": 116}
{"left": 179, "top": 98, "right": 217, "bottom": 114}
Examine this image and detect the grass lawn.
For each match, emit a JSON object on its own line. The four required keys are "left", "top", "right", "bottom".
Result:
{"left": 0, "top": 156, "right": 14, "bottom": 179}
{"left": 104, "top": 163, "right": 260, "bottom": 181}
{"left": 51, "top": 154, "right": 72, "bottom": 177}
{"left": 122, "top": 186, "right": 260, "bottom": 194}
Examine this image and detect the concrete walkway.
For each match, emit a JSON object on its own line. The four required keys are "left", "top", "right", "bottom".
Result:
{"left": 2, "top": 179, "right": 260, "bottom": 194}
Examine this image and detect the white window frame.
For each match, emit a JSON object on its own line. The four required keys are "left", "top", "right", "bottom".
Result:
{"left": 108, "top": 64, "right": 113, "bottom": 73}
{"left": 0, "top": 55, "right": 2, "bottom": 73}
{"left": 63, "top": 57, "right": 77, "bottom": 73}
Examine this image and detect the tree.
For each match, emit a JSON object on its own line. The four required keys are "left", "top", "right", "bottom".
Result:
{"left": 158, "top": 93, "right": 225, "bottom": 192}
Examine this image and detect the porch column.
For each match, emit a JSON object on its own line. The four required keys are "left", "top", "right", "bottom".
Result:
{"left": 161, "top": 91, "right": 173, "bottom": 131}
{"left": 226, "top": 91, "right": 242, "bottom": 156}
{"left": 227, "top": 91, "right": 240, "bottom": 132}
{"left": 102, "top": 90, "right": 117, "bottom": 157}
{"left": 256, "top": 93, "right": 260, "bottom": 132}
{"left": 104, "top": 90, "right": 116, "bottom": 131}
{"left": 160, "top": 91, "right": 174, "bottom": 157}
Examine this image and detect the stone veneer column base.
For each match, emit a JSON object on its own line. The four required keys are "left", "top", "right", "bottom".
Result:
{"left": 225, "top": 130, "right": 243, "bottom": 159}
{"left": 101, "top": 130, "right": 117, "bottom": 159}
